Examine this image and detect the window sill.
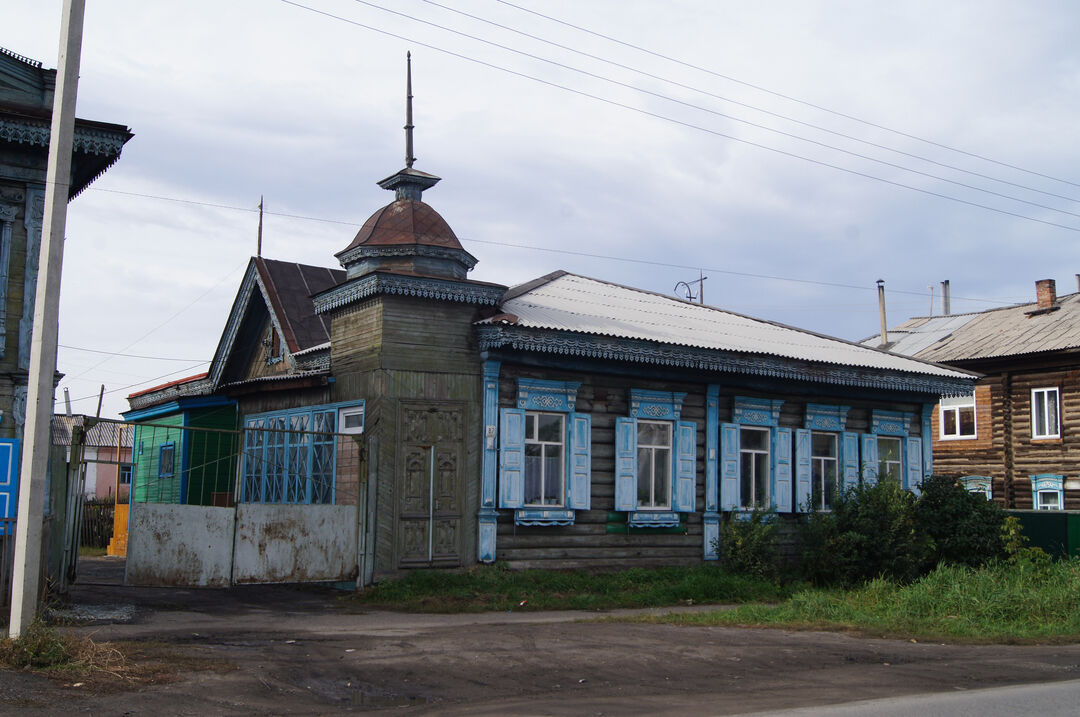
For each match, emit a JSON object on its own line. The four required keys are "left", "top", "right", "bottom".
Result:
{"left": 628, "top": 511, "right": 680, "bottom": 528}
{"left": 939, "top": 435, "right": 977, "bottom": 441}
{"left": 515, "top": 508, "right": 574, "bottom": 526}
{"left": 1030, "top": 437, "right": 1063, "bottom": 445}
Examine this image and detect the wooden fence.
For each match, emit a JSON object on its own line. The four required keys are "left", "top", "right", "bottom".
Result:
{"left": 81, "top": 501, "right": 114, "bottom": 549}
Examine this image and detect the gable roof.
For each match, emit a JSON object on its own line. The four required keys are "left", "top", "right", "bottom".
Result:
{"left": 481, "top": 271, "right": 972, "bottom": 382}
{"left": 867, "top": 291, "right": 1080, "bottom": 364}
{"left": 208, "top": 257, "right": 344, "bottom": 389}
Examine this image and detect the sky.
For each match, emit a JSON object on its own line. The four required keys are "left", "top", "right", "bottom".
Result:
{"left": 11, "top": 0, "right": 1080, "bottom": 419}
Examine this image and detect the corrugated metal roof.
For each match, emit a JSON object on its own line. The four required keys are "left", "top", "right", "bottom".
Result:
{"left": 52, "top": 415, "right": 133, "bottom": 448}
{"left": 482, "top": 272, "right": 970, "bottom": 379}
{"left": 880, "top": 292, "right": 1080, "bottom": 363}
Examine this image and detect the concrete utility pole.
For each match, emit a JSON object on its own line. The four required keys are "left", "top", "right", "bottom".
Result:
{"left": 9, "top": 0, "right": 84, "bottom": 638}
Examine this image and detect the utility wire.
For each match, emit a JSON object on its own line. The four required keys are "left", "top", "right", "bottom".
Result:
{"left": 421, "top": 0, "right": 1080, "bottom": 206}
{"left": 496, "top": 0, "right": 1080, "bottom": 190}
{"left": 86, "top": 182, "right": 1026, "bottom": 306}
{"left": 57, "top": 361, "right": 211, "bottom": 406}
{"left": 280, "top": 1, "right": 1080, "bottom": 234}
{"left": 348, "top": 0, "right": 1080, "bottom": 219}
{"left": 59, "top": 344, "right": 208, "bottom": 361}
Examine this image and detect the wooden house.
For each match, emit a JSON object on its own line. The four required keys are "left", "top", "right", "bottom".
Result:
{"left": 870, "top": 279, "right": 1080, "bottom": 510}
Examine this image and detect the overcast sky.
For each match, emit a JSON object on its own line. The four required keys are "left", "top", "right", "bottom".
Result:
{"left": 12, "top": 0, "right": 1080, "bottom": 419}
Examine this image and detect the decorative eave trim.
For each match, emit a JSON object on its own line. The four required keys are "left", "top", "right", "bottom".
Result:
{"left": 208, "top": 263, "right": 260, "bottom": 389}
{"left": 314, "top": 272, "right": 504, "bottom": 313}
{"left": 476, "top": 325, "right": 976, "bottom": 395}
{"left": 336, "top": 242, "right": 478, "bottom": 270}
{"left": 0, "top": 116, "right": 129, "bottom": 156}
{"left": 125, "top": 377, "right": 215, "bottom": 412}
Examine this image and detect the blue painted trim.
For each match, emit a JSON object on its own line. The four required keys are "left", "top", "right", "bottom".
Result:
{"left": 479, "top": 360, "right": 501, "bottom": 563}
{"left": 122, "top": 395, "right": 235, "bottom": 422}
{"left": 921, "top": 403, "right": 934, "bottom": 475}
{"left": 314, "top": 272, "right": 505, "bottom": 313}
{"left": 179, "top": 410, "right": 190, "bottom": 504}
{"left": 703, "top": 512, "right": 720, "bottom": 560}
{"left": 871, "top": 409, "right": 912, "bottom": 436}
{"left": 516, "top": 378, "right": 580, "bottom": 412}
{"left": 705, "top": 385, "right": 719, "bottom": 513}
{"left": 1031, "top": 474, "right": 1064, "bottom": 510}
{"left": 733, "top": 396, "right": 783, "bottom": 427}
{"left": 628, "top": 511, "right": 680, "bottom": 528}
{"left": 0, "top": 438, "right": 21, "bottom": 522}
{"left": 515, "top": 508, "right": 575, "bottom": 525}
{"left": 629, "top": 389, "right": 687, "bottom": 421}
{"left": 804, "top": 403, "right": 850, "bottom": 431}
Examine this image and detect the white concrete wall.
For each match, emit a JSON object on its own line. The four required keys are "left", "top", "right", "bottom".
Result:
{"left": 125, "top": 503, "right": 235, "bottom": 587}
{"left": 232, "top": 504, "right": 358, "bottom": 584}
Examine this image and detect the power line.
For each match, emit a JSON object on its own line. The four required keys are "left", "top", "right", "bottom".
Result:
{"left": 58, "top": 344, "right": 208, "bottom": 361}
{"left": 86, "top": 182, "right": 1025, "bottom": 306}
{"left": 280, "top": 1, "right": 1080, "bottom": 234}
{"left": 495, "top": 0, "right": 1080, "bottom": 191}
{"left": 420, "top": 0, "right": 1080, "bottom": 206}
{"left": 346, "top": 0, "right": 1080, "bottom": 220}
{"left": 56, "top": 361, "right": 210, "bottom": 406}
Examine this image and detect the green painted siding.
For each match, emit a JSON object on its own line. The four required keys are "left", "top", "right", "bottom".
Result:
{"left": 131, "top": 415, "right": 184, "bottom": 504}
{"left": 185, "top": 406, "right": 240, "bottom": 506}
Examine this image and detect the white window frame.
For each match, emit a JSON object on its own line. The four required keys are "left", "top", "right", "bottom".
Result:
{"left": 524, "top": 411, "right": 566, "bottom": 508}
{"left": 338, "top": 406, "right": 365, "bottom": 435}
{"left": 961, "top": 475, "right": 992, "bottom": 500}
{"left": 1032, "top": 474, "right": 1063, "bottom": 510}
{"left": 739, "top": 426, "right": 771, "bottom": 510}
{"left": 939, "top": 392, "right": 976, "bottom": 440}
{"left": 1032, "top": 387, "right": 1061, "bottom": 439}
{"left": 636, "top": 419, "right": 673, "bottom": 510}
{"left": 810, "top": 431, "right": 839, "bottom": 511}
{"left": 877, "top": 436, "right": 903, "bottom": 483}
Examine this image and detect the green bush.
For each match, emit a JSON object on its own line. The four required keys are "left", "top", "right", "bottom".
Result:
{"left": 913, "top": 475, "right": 1006, "bottom": 568}
{"left": 0, "top": 621, "right": 75, "bottom": 669}
{"left": 801, "top": 478, "right": 930, "bottom": 587}
{"left": 714, "top": 509, "right": 779, "bottom": 580}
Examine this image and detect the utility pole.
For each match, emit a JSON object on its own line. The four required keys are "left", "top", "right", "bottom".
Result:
{"left": 9, "top": 0, "right": 84, "bottom": 637}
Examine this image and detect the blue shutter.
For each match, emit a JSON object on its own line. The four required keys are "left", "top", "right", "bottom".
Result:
{"left": 0, "top": 439, "right": 20, "bottom": 521}
{"left": 614, "top": 417, "right": 637, "bottom": 511}
{"left": 860, "top": 434, "right": 879, "bottom": 485}
{"left": 567, "top": 412, "right": 592, "bottom": 510}
{"left": 720, "top": 423, "right": 739, "bottom": 510}
{"left": 673, "top": 421, "right": 696, "bottom": 512}
{"left": 906, "top": 436, "right": 923, "bottom": 494}
{"left": 498, "top": 408, "right": 525, "bottom": 508}
{"left": 842, "top": 432, "right": 860, "bottom": 491}
{"left": 794, "top": 429, "right": 811, "bottom": 512}
{"left": 773, "top": 427, "right": 793, "bottom": 513}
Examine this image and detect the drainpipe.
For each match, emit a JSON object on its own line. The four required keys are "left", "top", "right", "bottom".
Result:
{"left": 877, "top": 279, "right": 888, "bottom": 347}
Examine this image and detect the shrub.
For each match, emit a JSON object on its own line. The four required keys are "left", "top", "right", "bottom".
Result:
{"left": 714, "top": 509, "right": 780, "bottom": 581}
{"left": 801, "top": 478, "right": 930, "bottom": 587}
{"left": 0, "top": 621, "right": 75, "bottom": 669}
{"left": 913, "top": 475, "right": 1007, "bottom": 568}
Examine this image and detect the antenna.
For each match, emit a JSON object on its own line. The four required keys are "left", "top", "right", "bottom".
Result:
{"left": 257, "top": 195, "right": 264, "bottom": 257}
{"left": 674, "top": 270, "right": 708, "bottom": 304}
{"left": 405, "top": 51, "right": 415, "bottom": 169}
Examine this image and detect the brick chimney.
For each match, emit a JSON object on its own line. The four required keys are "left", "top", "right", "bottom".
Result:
{"left": 1036, "top": 279, "right": 1057, "bottom": 309}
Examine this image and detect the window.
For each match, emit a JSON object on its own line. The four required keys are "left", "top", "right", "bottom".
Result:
{"left": 1032, "top": 474, "right": 1063, "bottom": 510}
{"left": 241, "top": 403, "right": 361, "bottom": 504}
{"left": 615, "top": 389, "right": 696, "bottom": 526}
{"left": 877, "top": 436, "right": 903, "bottom": 482}
{"left": 1032, "top": 388, "right": 1060, "bottom": 439}
{"left": 525, "top": 412, "right": 565, "bottom": 506}
{"left": 158, "top": 443, "right": 175, "bottom": 479}
{"left": 810, "top": 432, "right": 839, "bottom": 510}
{"left": 119, "top": 464, "right": 133, "bottom": 485}
{"left": 739, "top": 427, "right": 770, "bottom": 509}
{"left": 940, "top": 393, "right": 976, "bottom": 439}
{"left": 637, "top": 420, "right": 672, "bottom": 509}
{"left": 498, "top": 379, "right": 590, "bottom": 524}
{"left": 720, "top": 397, "right": 791, "bottom": 513}
{"left": 961, "top": 476, "right": 991, "bottom": 500}
{"left": 338, "top": 406, "right": 365, "bottom": 435}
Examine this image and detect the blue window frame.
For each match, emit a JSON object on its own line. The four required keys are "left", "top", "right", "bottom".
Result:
{"left": 240, "top": 402, "right": 362, "bottom": 505}
{"left": 499, "top": 379, "right": 590, "bottom": 525}
{"left": 158, "top": 442, "right": 176, "bottom": 479}
{"left": 615, "top": 389, "right": 696, "bottom": 527}
{"left": 962, "top": 475, "right": 992, "bottom": 500}
{"left": 720, "top": 397, "right": 791, "bottom": 513}
{"left": 864, "top": 410, "right": 924, "bottom": 493}
{"left": 1032, "top": 474, "right": 1063, "bottom": 510}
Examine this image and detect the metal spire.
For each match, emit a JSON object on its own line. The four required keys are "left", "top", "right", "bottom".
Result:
{"left": 405, "top": 51, "right": 415, "bottom": 169}
{"left": 257, "top": 195, "right": 263, "bottom": 257}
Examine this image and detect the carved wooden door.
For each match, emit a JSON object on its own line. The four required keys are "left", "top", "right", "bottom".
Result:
{"left": 398, "top": 403, "right": 463, "bottom": 567}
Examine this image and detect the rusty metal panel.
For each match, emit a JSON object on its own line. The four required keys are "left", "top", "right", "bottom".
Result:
{"left": 231, "top": 504, "right": 357, "bottom": 584}
{"left": 125, "top": 504, "right": 235, "bottom": 587}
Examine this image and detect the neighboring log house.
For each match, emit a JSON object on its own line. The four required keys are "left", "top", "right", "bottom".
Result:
{"left": 870, "top": 279, "right": 1080, "bottom": 510}
{"left": 123, "top": 67, "right": 976, "bottom": 582}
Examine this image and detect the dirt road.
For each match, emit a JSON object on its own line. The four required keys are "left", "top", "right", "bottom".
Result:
{"left": 3, "top": 557, "right": 1080, "bottom": 715}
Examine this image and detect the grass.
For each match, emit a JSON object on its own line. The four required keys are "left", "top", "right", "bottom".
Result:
{"left": 349, "top": 564, "right": 789, "bottom": 612}
{"left": 630, "top": 558, "right": 1080, "bottom": 643}
{"left": 79, "top": 545, "right": 108, "bottom": 558}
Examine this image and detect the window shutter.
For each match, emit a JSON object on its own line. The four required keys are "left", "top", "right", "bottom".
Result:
{"left": 567, "top": 412, "right": 592, "bottom": 510}
{"left": 773, "top": 427, "right": 793, "bottom": 513}
{"left": 614, "top": 417, "right": 637, "bottom": 511}
{"left": 860, "top": 434, "right": 878, "bottom": 485}
{"left": 906, "top": 436, "right": 923, "bottom": 494}
{"left": 794, "top": 428, "right": 811, "bottom": 512}
{"left": 498, "top": 408, "right": 525, "bottom": 508}
{"left": 841, "top": 432, "right": 859, "bottom": 491}
{"left": 720, "top": 423, "right": 739, "bottom": 510}
{"left": 673, "top": 421, "right": 696, "bottom": 512}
